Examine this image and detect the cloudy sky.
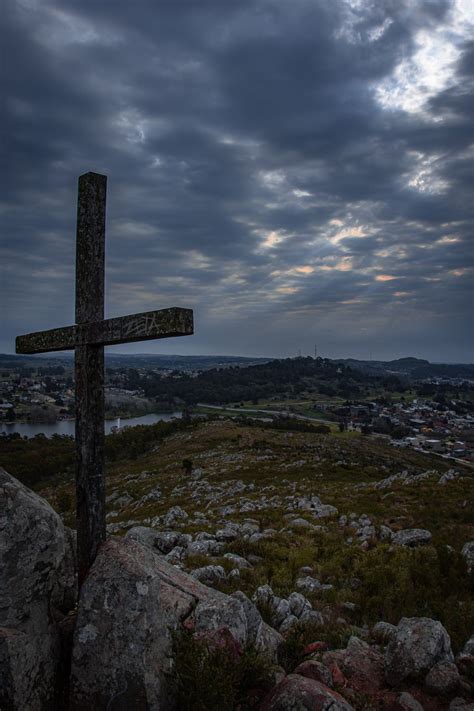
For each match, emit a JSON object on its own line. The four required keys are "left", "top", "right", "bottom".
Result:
{"left": 1, "top": 0, "right": 473, "bottom": 361}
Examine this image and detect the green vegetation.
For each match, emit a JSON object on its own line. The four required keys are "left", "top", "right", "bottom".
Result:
{"left": 171, "top": 630, "right": 274, "bottom": 711}
{"left": 3, "top": 417, "right": 473, "bottom": 656}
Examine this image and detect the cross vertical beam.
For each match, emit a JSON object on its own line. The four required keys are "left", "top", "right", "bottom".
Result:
{"left": 75, "top": 172, "right": 107, "bottom": 585}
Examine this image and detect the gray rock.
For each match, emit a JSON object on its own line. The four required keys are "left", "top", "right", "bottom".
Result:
{"left": 162, "top": 505, "right": 188, "bottom": 526}
{"left": 127, "top": 528, "right": 192, "bottom": 554}
{"left": 424, "top": 661, "right": 460, "bottom": 697}
{"left": 438, "top": 470, "right": 460, "bottom": 485}
{"left": 397, "top": 691, "right": 424, "bottom": 710}
{"left": 392, "top": 528, "right": 432, "bottom": 548}
{"left": 385, "top": 617, "right": 454, "bottom": 686}
{"left": 296, "top": 576, "right": 333, "bottom": 594}
{"left": 279, "top": 614, "right": 299, "bottom": 634}
{"left": 194, "top": 531, "right": 215, "bottom": 541}
{"left": 249, "top": 532, "right": 265, "bottom": 543}
{"left": 215, "top": 524, "right": 240, "bottom": 542}
{"left": 191, "top": 565, "right": 226, "bottom": 585}
{"left": 231, "top": 591, "right": 282, "bottom": 661}
{"left": 273, "top": 598, "right": 291, "bottom": 627}
{"left": 0, "top": 468, "right": 77, "bottom": 711}
{"left": 449, "top": 698, "right": 474, "bottom": 710}
{"left": 290, "top": 517, "right": 313, "bottom": 529}
{"left": 288, "top": 591, "right": 311, "bottom": 618}
{"left": 260, "top": 674, "right": 354, "bottom": 710}
{"left": 240, "top": 521, "right": 260, "bottom": 536}
{"left": 223, "top": 552, "right": 252, "bottom": 569}
{"left": 299, "top": 609, "right": 325, "bottom": 626}
{"left": 461, "top": 541, "right": 474, "bottom": 573}
{"left": 187, "top": 539, "right": 225, "bottom": 556}
{"left": 294, "top": 659, "right": 333, "bottom": 687}
{"left": 461, "top": 635, "right": 474, "bottom": 656}
{"left": 379, "top": 524, "right": 393, "bottom": 542}
{"left": 165, "top": 545, "right": 187, "bottom": 564}
{"left": 312, "top": 503, "right": 339, "bottom": 519}
{"left": 232, "top": 591, "right": 262, "bottom": 644}
{"left": 372, "top": 621, "right": 397, "bottom": 645}
{"left": 253, "top": 584, "right": 275, "bottom": 606}
{"left": 70, "top": 536, "right": 276, "bottom": 710}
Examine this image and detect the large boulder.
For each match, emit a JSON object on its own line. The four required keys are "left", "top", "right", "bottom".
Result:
{"left": 260, "top": 674, "right": 354, "bottom": 710}
{"left": 0, "top": 468, "right": 77, "bottom": 711}
{"left": 70, "top": 536, "right": 279, "bottom": 710}
{"left": 385, "top": 617, "right": 454, "bottom": 686}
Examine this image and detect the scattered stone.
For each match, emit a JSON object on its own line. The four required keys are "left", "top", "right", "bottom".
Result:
{"left": 385, "top": 617, "right": 454, "bottom": 686}
{"left": 272, "top": 598, "right": 291, "bottom": 627}
{"left": 449, "top": 697, "right": 474, "bottom": 710}
{"left": 294, "top": 660, "right": 333, "bottom": 687}
{"left": 215, "top": 524, "right": 240, "bottom": 542}
{"left": 187, "top": 539, "right": 225, "bottom": 556}
{"left": 127, "top": 528, "right": 191, "bottom": 554}
{"left": 195, "top": 531, "right": 215, "bottom": 541}
{"left": 279, "top": 615, "right": 299, "bottom": 634}
{"left": 379, "top": 524, "right": 393, "bottom": 542}
{"left": 392, "top": 528, "right": 432, "bottom": 548}
{"left": 461, "top": 635, "right": 474, "bottom": 657}
{"left": 397, "top": 691, "right": 424, "bottom": 710}
{"left": 424, "top": 661, "right": 460, "bottom": 697}
{"left": 289, "top": 517, "right": 313, "bottom": 530}
{"left": 230, "top": 591, "right": 282, "bottom": 661}
{"left": 260, "top": 674, "right": 354, "bottom": 710}
{"left": 223, "top": 552, "right": 252, "bottom": 569}
{"left": 253, "top": 584, "right": 275, "bottom": 606}
{"left": 323, "top": 636, "right": 385, "bottom": 694}
{"left": 163, "top": 505, "right": 188, "bottom": 526}
{"left": 165, "top": 545, "right": 187, "bottom": 564}
{"left": 288, "top": 591, "right": 312, "bottom": 618}
{"left": 372, "top": 621, "right": 397, "bottom": 645}
{"left": 461, "top": 541, "right": 474, "bottom": 573}
{"left": 191, "top": 565, "right": 226, "bottom": 586}
{"left": 296, "top": 576, "right": 333, "bottom": 594}
{"left": 299, "top": 609, "right": 325, "bottom": 626}
{"left": 438, "top": 470, "right": 460, "bottom": 485}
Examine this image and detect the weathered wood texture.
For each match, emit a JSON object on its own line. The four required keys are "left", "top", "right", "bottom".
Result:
{"left": 16, "top": 308, "right": 194, "bottom": 354}
{"left": 75, "top": 172, "right": 107, "bottom": 586}
{"left": 76, "top": 172, "right": 106, "bottom": 324}
{"left": 75, "top": 343, "right": 105, "bottom": 585}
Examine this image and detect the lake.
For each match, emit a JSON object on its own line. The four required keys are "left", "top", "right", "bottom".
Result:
{"left": 0, "top": 412, "right": 182, "bottom": 439}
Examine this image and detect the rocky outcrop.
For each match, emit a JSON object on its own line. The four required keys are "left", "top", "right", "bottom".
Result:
{"left": 385, "top": 617, "right": 454, "bottom": 686}
{"left": 69, "top": 536, "right": 281, "bottom": 710}
{"left": 0, "top": 468, "right": 77, "bottom": 711}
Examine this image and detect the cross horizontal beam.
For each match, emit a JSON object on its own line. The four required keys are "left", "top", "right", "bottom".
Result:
{"left": 16, "top": 307, "right": 193, "bottom": 354}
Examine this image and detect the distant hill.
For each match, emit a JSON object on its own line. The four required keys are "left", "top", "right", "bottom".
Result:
{"left": 0, "top": 352, "right": 273, "bottom": 371}
{"left": 1, "top": 352, "right": 472, "bottom": 380}
{"left": 335, "top": 357, "right": 474, "bottom": 380}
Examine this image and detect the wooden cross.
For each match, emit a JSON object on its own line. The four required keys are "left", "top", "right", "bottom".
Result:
{"left": 16, "top": 172, "right": 193, "bottom": 584}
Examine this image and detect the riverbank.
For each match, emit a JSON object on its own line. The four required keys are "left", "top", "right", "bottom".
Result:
{"left": 0, "top": 411, "right": 182, "bottom": 438}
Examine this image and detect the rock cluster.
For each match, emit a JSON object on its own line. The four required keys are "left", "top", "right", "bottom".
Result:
{"left": 2, "top": 467, "right": 473, "bottom": 710}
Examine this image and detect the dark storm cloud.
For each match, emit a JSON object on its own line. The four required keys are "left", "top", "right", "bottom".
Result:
{"left": 1, "top": 0, "right": 472, "bottom": 360}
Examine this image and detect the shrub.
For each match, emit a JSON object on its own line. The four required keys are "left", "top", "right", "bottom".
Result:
{"left": 171, "top": 629, "right": 274, "bottom": 710}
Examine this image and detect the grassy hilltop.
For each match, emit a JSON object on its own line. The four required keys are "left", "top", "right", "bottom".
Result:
{"left": 6, "top": 415, "right": 472, "bottom": 657}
